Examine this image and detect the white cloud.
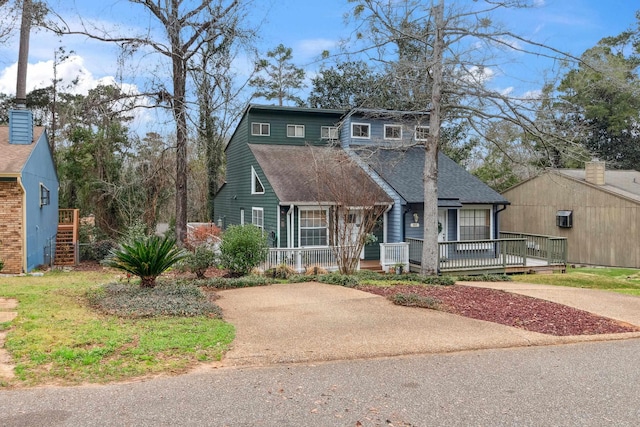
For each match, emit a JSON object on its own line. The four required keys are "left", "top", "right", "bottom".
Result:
{"left": 0, "top": 54, "right": 153, "bottom": 132}
{"left": 296, "top": 38, "right": 337, "bottom": 60}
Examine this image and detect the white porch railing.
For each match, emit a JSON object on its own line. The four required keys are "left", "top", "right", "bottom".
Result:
{"left": 261, "top": 247, "right": 357, "bottom": 273}
{"left": 379, "top": 242, "right": 409, "bottom": 272}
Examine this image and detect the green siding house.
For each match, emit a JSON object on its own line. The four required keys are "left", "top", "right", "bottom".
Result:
{"left": 213, "top": 104, "right": 510, "bottom": 272}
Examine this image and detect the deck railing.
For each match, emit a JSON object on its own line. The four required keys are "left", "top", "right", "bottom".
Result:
{"left": 499, "top": 232, "right": 567, "bottom": 265}
{"left": 262, "top": 246, "right": 357, "bottom": 273}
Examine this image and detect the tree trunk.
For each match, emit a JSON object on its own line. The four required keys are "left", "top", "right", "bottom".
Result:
{"left": 15, "top": 0, "right": 31, "bottom": 108}
{"left": 421, "top": 0, "right": 444, "bottom": 275}
{"left": 173, "top": 46, "right": 188, "bottom": 245}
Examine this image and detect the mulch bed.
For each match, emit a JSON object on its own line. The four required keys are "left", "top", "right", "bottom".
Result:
{"left": 358, "top": 284, "right": 640, "bottom": 336}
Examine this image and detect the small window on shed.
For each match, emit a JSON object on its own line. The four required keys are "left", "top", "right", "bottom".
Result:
{"left": 556, "top": 210, "right": 573, "bottom": 228}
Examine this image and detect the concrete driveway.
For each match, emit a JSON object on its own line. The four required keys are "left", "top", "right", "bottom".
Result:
{"left": 214, "top": 282, "right": 640, "bottom": 367}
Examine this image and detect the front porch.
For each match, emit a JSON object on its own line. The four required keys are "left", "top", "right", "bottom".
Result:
{"left": 262, "top": 232, "right": 567, "bottom": 275}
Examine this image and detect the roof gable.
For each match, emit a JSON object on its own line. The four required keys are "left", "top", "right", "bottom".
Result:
{"left": 249, "top": 144, "right": 393, "bottom": 205}
{"left": 358, "top": 146, "right": 509, "bottom": 204}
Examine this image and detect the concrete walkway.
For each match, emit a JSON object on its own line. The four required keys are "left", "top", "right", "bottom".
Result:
{"left": 215, "top": 282, "right": 640, "bottom": 367}
{"left": 0, "top": 298, "right": 18, "bottom": 381}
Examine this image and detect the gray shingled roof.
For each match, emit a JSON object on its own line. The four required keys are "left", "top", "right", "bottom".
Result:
{"left": 249, "top": 144, "right": 393, "bottom": 205}
{"left": 357, "top": 146, "right": 509, "bottom": 204}
{"left": 555, "top": 169, "right": 640, "bottom": 203}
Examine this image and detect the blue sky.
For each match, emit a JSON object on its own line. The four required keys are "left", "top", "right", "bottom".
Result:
{"left": 0, "top": 0, "right": 638, "bottom": 132}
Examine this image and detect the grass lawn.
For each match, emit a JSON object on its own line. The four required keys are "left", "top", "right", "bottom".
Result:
{"left": 0, "top": 269, "right": 234, "bottom": 388}
{"left": 511, "top": 267, "right": 640, "bottom": 296}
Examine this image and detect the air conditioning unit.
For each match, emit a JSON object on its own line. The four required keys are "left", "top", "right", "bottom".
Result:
{"left": 556, "top": 210, "right": 573, "bottom": 228}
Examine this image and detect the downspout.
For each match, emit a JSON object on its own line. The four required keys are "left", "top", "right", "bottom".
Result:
{"left": 17, "top": 176, "right": 28, "bottom": 273}
{"left": 494, "top": 203, "right": 508, "bottom": 239}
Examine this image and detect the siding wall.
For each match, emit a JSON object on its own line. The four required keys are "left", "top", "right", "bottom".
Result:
{"left": 0, "top": 180, "right": 23, "bottom": 273}
{"left": 21, "top": 134, "right": 59, "bottom": 271}
{"left": 501, "top": 172, "right": 640, "bottom": 267}
{"left": 214, "top": 108, "right": 344, "bottom": 248}
{"left": 340, "top": 114, "right": 428, "bottom": 148}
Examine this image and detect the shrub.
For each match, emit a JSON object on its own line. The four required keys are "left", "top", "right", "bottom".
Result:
{"left": 182, "top": 245, "right": 217, "bottom": 279}
{"left": 416, "top": 275, "right": 456, "bottom": 286}
{"left": 0, "top": 258, "right": 3, "bottom": 272}
{"left": 390, "top": 293, "right": 441, "bottom": 310}
{"left": 186, "top": 224, "right": 222, "bottom": 248}
{"left": 318, "top": 272, "right": 360, "bottom": 288}
{"left": 81, "top": 239, "right": 116, "bottom": 262}
{"left": 272, "top": 263, "right": 295, "bottom": 279}
{"left": 190, "top": 275, "right": 275, "bottom": 289}
{"left": 87, "top": 281, "right": 222, "bottom": 318}
{"left": 305, "top": 265, "right": 328, "bottom": 276}
{"left": 287, "top": 274, "right": 318, "bottom": 283}
{"left": 457, "top": 274, "right": 512, "bottom": 282}
{"left": 219, "top": 225, "right": 269, "bottom": 276}
{"left": 355, "top": 269, "right": 383, "bottom": 280}
{"left": 103, "top": 235, "right": 187, "bottom": 288}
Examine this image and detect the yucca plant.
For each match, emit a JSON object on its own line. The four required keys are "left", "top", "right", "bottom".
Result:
{"left": 104, "top": 235, "right": 187, "bottom": 288}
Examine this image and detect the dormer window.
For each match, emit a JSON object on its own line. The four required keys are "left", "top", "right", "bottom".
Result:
{"left": 251, "top": 166, "right": 265, "bottom": 194}
{"left": 40, "top": 183, "right": 50, "bottom": 207}
{"left": 351, "top": 123, "right": 370, "bottom": 139}
{"left": 384, "top": 124, "right": 402, "bottom": 140}
{"left": 415, "top": 126, "right": 429, "bottom": 141}
{"left": 287, "top": 124, "right": 305, "bottom": 138}
{"left": 321, "top": 126, "right": 338, "bottom": 140}
{"left": 251, "top": 122, "right": 270, "bottom": 136}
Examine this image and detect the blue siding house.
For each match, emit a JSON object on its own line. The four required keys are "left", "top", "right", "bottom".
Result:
{"left": 0, "top": 110, "right": 59, "bottom": 273}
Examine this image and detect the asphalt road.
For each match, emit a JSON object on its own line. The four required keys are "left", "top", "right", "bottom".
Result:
{"left": 1, "top": 339, "right": 639, "bottom": 426}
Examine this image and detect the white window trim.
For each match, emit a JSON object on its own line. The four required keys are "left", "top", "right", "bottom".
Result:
{"left": 321, "top": 126, "right": 338, "bottom": 140}
{"left": 457, "top": 206, "right": 493, "bottom": 241}
{"left": 251, "top": 166, "right": 265, "bottom": 194}
{"left": 415, "top": 125, "right": 429, "bottom": 141}
{"left": 252, "top": 207, "right": 264, "bottom": 230}
{"left": 251, "top": 122, "right": 270, "bottom": 136}
{"left": 351, "top": 122, "right": 371, "bottom": 139}
{"left": 384, "top": 124, "right": 402, "bottom": 140}
{"left": 287, "top": 124, "right": 305, "bottom": 138}
{"left": 298, "top": 206, "right": 329, "bottom": 248}
{"left": 240, "top": 208, "right": 245, "bottom": 225}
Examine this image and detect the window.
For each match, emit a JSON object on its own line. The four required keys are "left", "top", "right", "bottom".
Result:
{"left": 384, "top": 124, "right": 402, "bottom": 140}
{"left": 459, "top": 209, "right": 490, "bottom": 240}
{"left": 40, "top": 183, "right": 50, "bottom": 207}
{"left": 556, "top": 210, "right": 573, "bottom": 228}
{"left": 351, "top": 123, "right": 370, "bottom": 139}
{"left": 251, "top": 122, "right": 270, "bottom": 136}
{"left": 240, "top": 209, "right": 245, "bottom": 225}
{"left": 252, "top": 207, "right": 264, "bottom": 229}
{"left": 251, "top": 166, "right": 265, "bottom": 194}
{"left": 415, "top": 126, "right": 429, "bottom": 141}
{"left": 299, "top": 208, "right": 328, "bottom": 246}
{"left": 321, "top": 126, "right": 338, "bottom": 140}
{"left": 287, "top": 124, "right": 305, "bottom": 138}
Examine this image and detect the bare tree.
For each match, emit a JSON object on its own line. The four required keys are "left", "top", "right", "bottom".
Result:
{"left": 45, "top": 0, "right": 252, "bottom": 244}
{"left": 309, "top": 146, "right": 390, "bottom": 274}
{"left": 347, "top": 0, "right": 581, "bottom": 274}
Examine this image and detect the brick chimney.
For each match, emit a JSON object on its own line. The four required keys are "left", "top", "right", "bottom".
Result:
{"left": 585, "top": 161, "right": 605, "bottom": 186}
